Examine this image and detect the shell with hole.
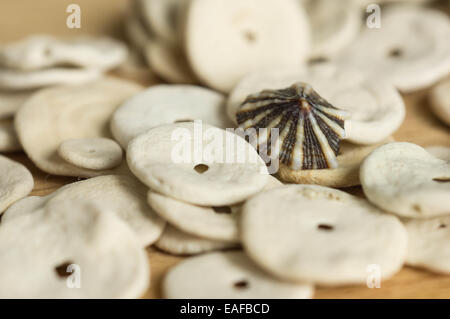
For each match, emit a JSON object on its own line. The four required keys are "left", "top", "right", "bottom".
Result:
{"left": 0, "top": 155, "right": 33, "bottom": 214}
{"left": 127, "top": 122, "right": 269, "bottom": 206}
{"left": 237, "top": 82, "right": 348, "bottom": 171}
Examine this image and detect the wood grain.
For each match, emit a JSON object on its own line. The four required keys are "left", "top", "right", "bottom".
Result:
{"left": 1, "top": 0, "right": 449, "bottom": 299}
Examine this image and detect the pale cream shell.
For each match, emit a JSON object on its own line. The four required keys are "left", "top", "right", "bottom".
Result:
{"left": 0, "top": 201, "right": 149, "bottom": 298}
{"left": 361, "top": 142, "right": 450, "bottom": 218}
{"left": 163, "top": 251, "right": 314, "bottom": 298}
{"left": 242, "top": 185, "right": 408, "bottom": 285}
{"left": 15, "top": 78, "right": 142, "bottom": 177}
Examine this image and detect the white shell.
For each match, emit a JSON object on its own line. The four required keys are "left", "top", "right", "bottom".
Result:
{"left": 0, "top": 120, "right": 21, "bottom": 152}
{"left": 337, "top": 6, "right": 450, "bottom": 92}
{"left": 0, "top": 89, "right": 34, "bottom": 120}
{"left": 0, "top": 155, "right": 33, "bottom": 214}
{"left": 155, "top": 225, "right": 237, "bottom": 256}
{"left": 111, "top": 84, "right": 231, "bottom": 148}
{"left": 127, "top": 122, "right": 269, "bottom": 206}
{"left": 124, "top": 5, "right": 152, "bottom": 54}
{"left": 2, "top": 175, "right": 166, "bottom": 247}
{"left": 242, "top": 185, "right": 408, "bottom": 285}
{"left": 57, "top": 138, "right": 123, "bottom": 170}
{"left": 15, "top": 78, "right": 142, "bottom": 177}
{"left": 361, "top": 142, "right": 450, "bottom": 218}
{"left": 426, "top": 146, "right": 450, "bottom": 162}
{"left": 228, "top": 64, "right": 405, "bottom": 145}
{"left": 279, "top": 138, "right": 394, "bottom": 187}
{"left": 144, "top": 40, "right": 197, "bottom": 84}
{"left": 149, "top": 175, "right": 282, "bottom": 242}
{"left": 163, "top": 251, "right": 314, "bottom": 299}
{"left": 304, "top": 0, "right": 361, "bottom": 58}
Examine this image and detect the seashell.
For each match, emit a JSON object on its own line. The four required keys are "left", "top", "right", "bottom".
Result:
{"left": 236, "top": 82, "right": 348, "bottom": 170}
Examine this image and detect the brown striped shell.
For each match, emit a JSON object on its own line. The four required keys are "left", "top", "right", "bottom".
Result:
{"left": 236, "top": 82, "right": 348, "bottom": 170}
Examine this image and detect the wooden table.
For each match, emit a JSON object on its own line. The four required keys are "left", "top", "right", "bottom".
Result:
{"left": 1, "top": 0, "right": 450, "bottom": 299}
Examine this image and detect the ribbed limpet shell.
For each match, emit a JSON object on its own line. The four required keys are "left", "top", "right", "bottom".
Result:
{"left": 236, "top": 82, "right": 348, "bottom": 170}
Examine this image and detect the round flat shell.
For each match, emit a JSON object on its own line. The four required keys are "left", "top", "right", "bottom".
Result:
{"left": 0, "top": 201, "right": 149, "bottom": 298}
{"left": 0, "top": 35, "right": 127, "bottom": 71}
{"left": 15, "top": 77, "right": 142, "bottom": 177}
{"left": 125, "top": 5, "right": 152, "bottom": 53}
{"left": 1, "top": 195, "right": 47, "bottom": 223}
{"left": 0, "top": 67, "right": 102, "bottom": 91}
{"left": 148, "top": 191, "right": 240, "bottom": 242}
{"left": 185, "top": 0, "right": 311, "bottom": 92}
{"left": 163, "top": 251, "right": 314, "bottom": 298}
{"left": 0, "top": 120, "right": 21, "bottom": 152}
{"left": 430, "top": 79, "right": 450, "bottom": 127}
{"left": 144, "top": 40, "right": 197, "bottom": 84}
{"left": 127, "top": 122, "right": 269, "bottom": 206}
{"left": 0, "top": 155, "right": 33, "bottom": 214}
{"left": 227, "top": 64, "right": 405, "bottom": 145}
{"left": 279, "top": 138, "right": 394, "bottom": 187}
{"left": 304, "top": 0, "right": 361, "bottom": 58}
{"left": 426, "top": 146, "right": 450, "bottom": 161}
{"left": 361, "top": 142, "right": 450, "bottom": 218}
{"left": 57, "top": 138, "right": 123, "bottom": 170}
{"left": 337, "top": 6, "right": 450, "bottom": 92}
{"left": 111, "top": 84, "right": 231, "bottom": 148}
{"left": 242, "top": 185, "right": 407, "bottom": 285}
{"left": 404, "top": 216, "right": 450, "bottom": 274}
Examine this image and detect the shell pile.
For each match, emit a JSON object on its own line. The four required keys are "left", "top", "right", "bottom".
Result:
{"left": 236, "top": 83, "right": 348, "bottom": 170}
{"left": 0, "top": 0, "right": 449, "bottom": 300}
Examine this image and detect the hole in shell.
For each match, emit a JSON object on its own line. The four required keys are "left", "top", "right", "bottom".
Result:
{"left": 174, "top": 119, "right": 194, "bottom": 123}
{"left": 308, "top": 56, "right": 329, "bottom": 64}
{"left": 233, "top": 280, "right": 249, "bottom": 289}
{"left": 439, "top": 224, "right": 447, "bottom": 229}
{"left": 194, "top": 164, "right": 209, "bottom": 174}
{"left": 212, "top": 206, "right": 232, "bottom": 214}
{"left": 55, "top": 261, "right": 74, "bottom": 278}
{"left": 433, "top": 177, "right": 450, "bottom": 183}
{"left": 388, "top": 48, "right": 403, "bottom": 58}
{"left": 43, "top": 47, "right": 52, "bottom": 56}
{"left": 243, "top": 31, "right": 257, "bottom": 43}
{"left": 317, "top": 224, "right": 334, "bottom": 231}
{"left": 413, "top": 204, "right": 423, "bottom": 213}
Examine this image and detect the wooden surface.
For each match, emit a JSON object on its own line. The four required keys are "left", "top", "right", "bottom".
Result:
{"left": 1, "top": 0, "right": 450, "bottom": 299}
